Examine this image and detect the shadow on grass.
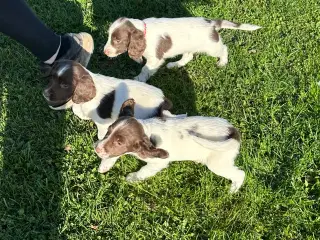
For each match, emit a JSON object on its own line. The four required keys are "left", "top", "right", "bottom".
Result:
{"left": 0, "top": 0, "right": 197, "bottom": 239}
{"left": 0, "top": 1, "right": 85, "bottom": 239}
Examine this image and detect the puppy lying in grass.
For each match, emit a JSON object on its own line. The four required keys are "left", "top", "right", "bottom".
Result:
{"left": 42, "top": 60, "right": 176, "bottom": 140}
{"left": 94, "top": 99, "right": 245, "bottom": 193}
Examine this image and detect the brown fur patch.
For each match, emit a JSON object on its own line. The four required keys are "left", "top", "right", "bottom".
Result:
{"left": 215, "top": 19, "right": 223, "bottom": 28}
{"left": 111, "top": 21, "right": 134, "bottom": 54}
{"left": 111, "top": 20, "right": 146, "bottom": 60}
{"left": 118, "top": 98, "right": 135, "bottom": 118}
{"left": 228, "top": 127, "right": 241, "bottom": 142}
{"left": 234, "top": 22, "right": 241, "bottom": 28}
{"left": 211, "top": 27, "right": 220, "bottom": 42}
{"left": 71, "top": 65, "right": 96, "bottom": 104}
{"left": 156, "top": 35, "right": 172, "bottom": 59}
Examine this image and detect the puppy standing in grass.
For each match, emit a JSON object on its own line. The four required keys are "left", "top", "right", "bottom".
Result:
{"left": 94, "top": 99, "right": 245, "bottom": 193}
{"left": 103, "top": 17, "right": 261, "bottom": 82}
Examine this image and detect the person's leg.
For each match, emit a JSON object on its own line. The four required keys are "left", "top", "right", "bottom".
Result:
{"left": 0, "top": 0, "right": 93, "bottom": 66}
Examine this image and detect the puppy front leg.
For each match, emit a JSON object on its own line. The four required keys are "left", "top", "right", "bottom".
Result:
{"left": 96, "top": 124, "right": 109, "bottom": 140}
{"left": 166, "top": 53, "right": 193, "bottom": 69}
{"left": 72, "top": 105, "right": 90, "bottom": 120}
{"left": 126, "top": 161, "right": 169, "bottom": 182}
{"left": 98, "top": 157, "right": 119, "bottom": 173}
{"left": 134, "top": 58, "right": 164, "bottom": 82}
{"left": 96, "top": 119, "right": 114, "bottom": 140}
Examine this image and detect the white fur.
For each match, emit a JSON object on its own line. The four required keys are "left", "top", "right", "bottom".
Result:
{"left": 50, "top": 68, "right": 177, "bottom": 140}
{"left": 104, "top": 17, "right": 261, "bottom": 82}
{"left": 98, "top": 116, "right": 244, "bottom": 193}
{"left": 57, "top": 65, "right": 70, "bottom": 77}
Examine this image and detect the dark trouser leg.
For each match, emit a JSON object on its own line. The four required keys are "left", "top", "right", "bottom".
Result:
{"left": 0, "top": 0, "right": 60, "bottom": 61}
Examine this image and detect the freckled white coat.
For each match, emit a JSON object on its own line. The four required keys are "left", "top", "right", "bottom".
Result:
{"left": 52, "top": 71, "right": 172, "bottom": 140}
{"left": 104, "top": 17, "right": 261, "bottom": 82}
{"left": 99, "top": 116, "right": 245, "bottom": 193}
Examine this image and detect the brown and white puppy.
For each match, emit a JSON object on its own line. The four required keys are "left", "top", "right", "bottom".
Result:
{"left": 94, "top": 99, "right": 245, "bottom": 193}
{"left": 42, "top": 60, "right": 184, "bottom": 139}
{"left": 103, "top": 17, "right": 261, "bottom": 82}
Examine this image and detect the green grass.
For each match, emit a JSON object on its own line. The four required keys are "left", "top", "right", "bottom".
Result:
{"left": 0, "top": 0, "right": 320, "bottom": 239}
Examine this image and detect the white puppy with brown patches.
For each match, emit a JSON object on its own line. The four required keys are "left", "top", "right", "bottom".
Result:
{"left": 94, "top": 99, "right": 245, "bottom": 193}
{"left": 103, "top": 17, "right": 261, "bottom": 82}
{"left": 42, "top": 60, "right": 180, "bottom": 140}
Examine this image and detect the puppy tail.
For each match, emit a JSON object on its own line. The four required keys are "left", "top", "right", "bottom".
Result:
{"left": 212, "top": 20, "right": 262, "bottom": 31}
{"left": 156, "top": 97, "right": 173, "bottom": 118}
{"left": 226, "top": 127, "right": 241, "bottom": 142}
{"left": 190, "top": 126, "right": 241, "bottom": 151}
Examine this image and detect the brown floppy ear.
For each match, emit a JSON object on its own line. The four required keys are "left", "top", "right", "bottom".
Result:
{"left": 71, "top": 64, "right": 96, "bottom": 104}
{"left": 119, "top": 98, "right": 135, "bottom": 118}
{"left": 128, "top": 29, "right": 146, "bottom": 61}
{"left": 134, "top": 135, "right": 169, "bottom": 159}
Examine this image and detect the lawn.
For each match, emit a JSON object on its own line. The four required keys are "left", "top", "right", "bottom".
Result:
{"left": 0, "top": 0, "right": 319, "bottom": 239}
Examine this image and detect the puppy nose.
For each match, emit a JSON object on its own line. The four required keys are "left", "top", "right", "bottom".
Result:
{"left": 93, "top": 141, "right": 103, "bottom": 153}
{"left": 104, "top": 48, "right": 110, "bottom": 55}
{"left": 95, "top": 147, "right": 102, "bottom": 153}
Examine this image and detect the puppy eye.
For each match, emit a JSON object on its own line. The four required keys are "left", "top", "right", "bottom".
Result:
{"left": 114, "top": 39, "right": 121, "bottom": 44}
{"left": 113, "top": 140, "right": 122, "bottom": 146}
{"left": 60, "top": 83, "right": 69, "bottom": 89}
{"left": 114, "top": 137, "right": 122, "bottom": 145}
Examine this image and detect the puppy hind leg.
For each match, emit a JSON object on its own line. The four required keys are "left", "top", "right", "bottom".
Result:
{"left": 166, "top": 53, "right": 194, "bottom": 69}
{"left": 126, "top": 161, "right": 169, "bottom": 182}
{"left": 206, "top": 44, "right": 228, "bottom": 67}
{"left": 216, "top": 45, "right": 228, "bottom": 67}
{"left": 206, "top": 151, "right": 245, "bottom": 193}
{"left": 134, "top": 58, "right": 164, "bottom": 82}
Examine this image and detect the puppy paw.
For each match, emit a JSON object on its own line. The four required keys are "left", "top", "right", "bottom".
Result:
{"left": 98, "top": 164, "right": 110, "bottom": 174}
{"left": 229, "top": 182, "right": 242, "bottom": 193}
{"left": 216, "top": 59, "right": 228, "bottom": 68}
{"left": 77, "top": 115, "right": 91, "bottom": 120}
{"left": 166, "top": 62, "right": 178, "bottom": 69}
{"left": 134, "top": 75, "right": 148, "bottom": 82}
{"left": 97, "top": 133, "right": 105, "bottom": 140}
{"left": 126, "top": 172, "right": 141, "bottom": 183}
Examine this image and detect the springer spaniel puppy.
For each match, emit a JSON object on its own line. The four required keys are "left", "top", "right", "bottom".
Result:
{"left": 94, "top": 99, "right": 244, "bottom": 193}
{"left": 103, "top": 17, "right": 261, "bottom": 82}
{"left": 42, "top": 60, "right": 183, "bottom": 140}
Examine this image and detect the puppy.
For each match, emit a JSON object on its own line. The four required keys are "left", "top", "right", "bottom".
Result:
{"left": 103, "top": 17, "right": 261, "bottom": 82}
{"left": 42, "top": 60, "right": 181, "bottom": 139}
{"left": 94, "top": 99, "right": 244, "bottom": 193}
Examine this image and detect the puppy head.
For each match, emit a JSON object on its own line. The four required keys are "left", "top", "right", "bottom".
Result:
{"left": 103, "top": 18, "right": 146, "bottom": 62}
{"left": 42, "top": 60, "right": 96, "bottom": 108}
{"left": 94, "top": 99, "right": 168, "bottom": 159}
